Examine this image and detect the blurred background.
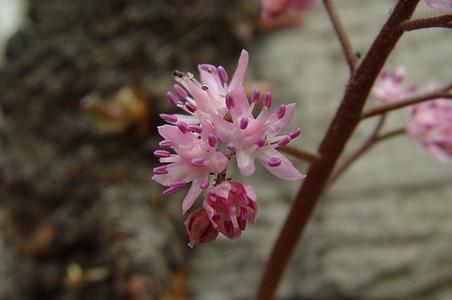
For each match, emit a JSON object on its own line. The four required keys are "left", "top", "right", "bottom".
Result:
{"left": 0, "top": 0, "right": 451, "bottom": 299}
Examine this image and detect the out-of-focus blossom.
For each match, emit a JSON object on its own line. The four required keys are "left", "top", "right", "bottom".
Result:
{"left": 204, "top": 181, "right": 257, "bottom": 239}
{"left": 261, "top": 0, "right": 315, "bottom": 19}
{"left": 184, "top": 209, "right": 219, "bottom": 247}
{"left": 372, "top": 67, "right": 416, "bottom": 102}
{"left": 406, "top": 99, "right": 452, "bottom": 163}
{"left": 425, "top": 0, "right": 452, "bottom": 12}
{"left": 153, "top": 49, "right": 304, "bottom": 245}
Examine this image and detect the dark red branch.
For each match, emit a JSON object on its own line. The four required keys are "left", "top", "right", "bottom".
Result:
{"left": 400, "top": 14, "right": 452, "bottom": 31}
{"left": 362, "top": 84, "right": 452, "bottom": 119}
{"left": 255, "top": 1, "right": 420, "bottom": 299}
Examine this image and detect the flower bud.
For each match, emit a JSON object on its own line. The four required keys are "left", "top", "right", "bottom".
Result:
{"left": 184, "top": 209, "right": 219, "bottom": 247}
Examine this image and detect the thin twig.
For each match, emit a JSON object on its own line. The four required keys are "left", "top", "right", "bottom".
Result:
{"left": 281, "top": 145, "right": 319, "bottom": 163}
{"left": 327, "top": 115, "right": 386, "bottom": 186}
{"left": 362, "top": 84, "right": 452, "bottom": 119}
{"left": 256, "top": 1, "right": 420, "bottom": 299}
{"left": 400, "top": 14, "right": 452, "bottom": 31}
{"left": 322, "top": 0, "right": 358, "bottom": 73}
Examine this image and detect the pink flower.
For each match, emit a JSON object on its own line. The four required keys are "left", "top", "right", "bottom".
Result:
{"left": 261, "top": 0, "right": 315, "bottom": 19}
{"left": 152, "top": 123, "right": 228, "bottom": 213}
{"left": 425, "top": 0, "right": 452, "bottom": 12}
{"left": 406, "top": 99, "right": 452, "bottom": 163}
{"left": 372, "top": 67, "right": 416, "bottom": 103}
{"left": 153, "top": 49, "right": 304, "bottom": 245}
{"left": 213, "top": 91, "right": 304, "bottom": 181}
{"left": 184, "top": 208, "right": 219, "bottom": 247}
{"left": 203, "top": 181, "right": 257, "bottom": 239}
{"left": 165, "top": 50, "right": 250, "bottom": 123}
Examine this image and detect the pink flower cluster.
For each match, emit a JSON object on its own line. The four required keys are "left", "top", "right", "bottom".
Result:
{"left": 261, "top": 0, "right": 315, "bottom": 19}
{"left": 152, "top": 50, "right": 304, "bottom": 246}
{"left": 425, "top": 0, "right": 452, "bottom": 12}
{"left": 373, "top": 68, "right": 452, "bottom": 163}
{"left": 372, "top": 67, "right": 416, "bottom": 103}
{"left": 407, "top": 99, "right": 452, "bottom": 163}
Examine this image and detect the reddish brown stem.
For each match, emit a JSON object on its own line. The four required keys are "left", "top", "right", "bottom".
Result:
{"left": 362, "top": 84, "right": 452, "bottom": 119}
{"left": 322, "top": 0, "right": 358, "bottom": 73}
{"left": 399, "top": 14, "right": 452, "bottom": 31}
{"left": 281, "top": 145, "right": 319, "bottom": 163}
{"left": 255, "top": 1, "right": 420, "bottom": 299}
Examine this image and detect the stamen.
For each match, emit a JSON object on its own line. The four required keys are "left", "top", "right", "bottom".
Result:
{"left": 171, "top": 180, "right": 187, "bottom": 188}
{"left": 185, "top": 102, "right": 197, "bottom": 113}
{"left": 162, "top": 186, "right": 179, "bottom": 196}
{"left": 288, "top": 128, "right": 302, "bottom": 139}
{"left": 218, "top": 66, "right": 229, "bottom": 83}
{"left": 227, "top": 143, "right": 237, "bottom": 152}
{"left": 166, "top": 91, "right": 179, "bottom": 107}
{"left": 191, "top": 158, "right": 205, "bottom": 167}
{"left": 239, "top": 117, "right": 249, "bottom": 130}
{"left": 174, "top": 84, "right": 188, "bottom": 99}
{"left": 208, "top": 134, "right": 218, "bottom": 147}
{"left": 276, "top": 104, "right": 286, "bottom": 119}
{"left": 225, "top": 94, "right": 235, "bottom": 109}
{"left": 177, "top": 122, "right": 189, "bottom": 134}
{"left": 267, "top": 156, "right": 282, "bottom": 167}
{"left": 200, "top": 178, "right": 209, "bottom": 189}
{"left": 159, "top": 113, "right": 178, "bottom": 123}
{"left": 251, "top": 90, "right": 260, "bottom": 103}
{"left": 189, "top": 125, "right": 202, "bottom": 134}
{"left": 263, "top": 91, "right": 272, "bottom": 108}
{"left": 159, "top": 140, "right": 172, "bottom": 147}
{"left": 277, "top": 136, "right": 291, "bottom": 148}
{"left": 154, "top": 150, "right": 170, "bottom": 158}
{"left": 256, "top": 138, "right": 266, "bottom": 147}
{"left": 153, "top": 166, "right": 168, "bottom": 174}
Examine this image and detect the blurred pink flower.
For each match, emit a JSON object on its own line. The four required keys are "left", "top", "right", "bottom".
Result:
{"left": 372, "top": 67, "right": 416, "bottom": 103}
{"left": 184, "top": 208, "right": 219, "bottom": 247}
{"left": 261, "top": 0, "right": 315, "bottom": 19}
{"left": 406, "top": 99, "right": 452, "bottom": 163}
{"left": 425, "top": 0, "right": 452, "bottom": 12}
{"left": 204, "top": 181, "right": 257, "bottom": 240}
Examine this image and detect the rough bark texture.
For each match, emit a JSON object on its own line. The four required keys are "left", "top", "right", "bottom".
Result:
{"left": 0, "top": 0, "right": 252, "bottom": 299}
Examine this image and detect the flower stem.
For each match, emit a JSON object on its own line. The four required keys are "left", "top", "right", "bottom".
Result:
{"left": 255, "top": 1, "right": 420, "bottom": 299}
{"left": 362, "top": 84, "right": 452, "bottom": 119}
{"left": 327, "top": 119, "right": 406, "bottom": 187}
{"left": 399, "top": 14, "right": 452, "bottom": 31}
{"left": 281, "top": 145, "right": 319, "bottom": 163}
{"left": 322, "top": 0, "right": 358, "bottom": 74}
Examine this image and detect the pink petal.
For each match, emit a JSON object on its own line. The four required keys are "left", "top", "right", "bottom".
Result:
{"left": 152, "top": 162, "right": 192, "bottom": 186}
{"left": 209, "top": 152, "right": 229, "bottom": 174}
{"left": 228, "top": 86, "right": 250, "bottom": 121}
{"left": 236, "top": 149, "right": 256, "bottom": 176}
{"left": 229, "top": 50, "right": 249, "bottom": 91}
{"left": 425, "top": 0, "right": 452, "bottom": 12}
{"left": 182, "top": 179, "right": 203, "bottom": 214}
{"left": 257, "top": 148, "right": 305, "bottom": 180}
{"left": 266, "top": 103, "right": 296, "bottom": 136}
{"left": 158, "top": 125, "right": 193, "bottom": 144}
